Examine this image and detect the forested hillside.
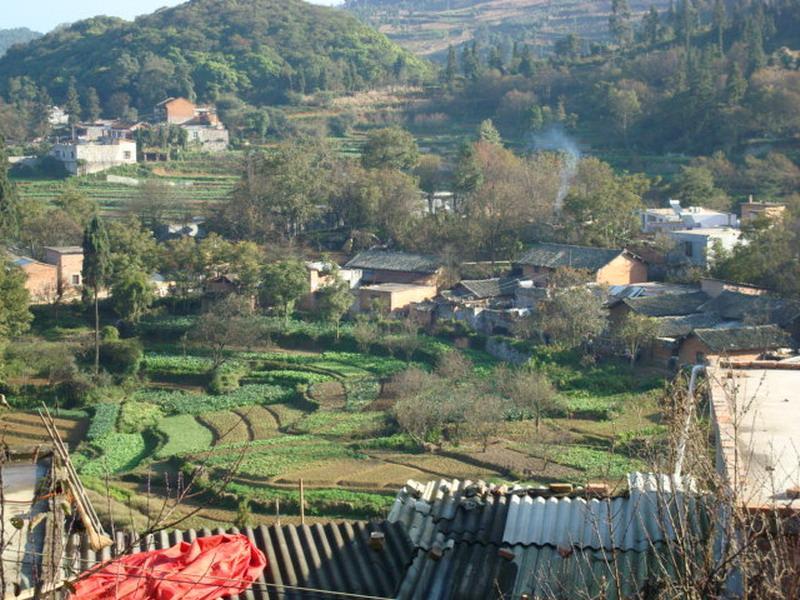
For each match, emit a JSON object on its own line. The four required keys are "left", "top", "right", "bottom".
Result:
{"left": 0, "top": 0, "right": 429, "bottom": 113}
{"left": 345, "top": 0, "right": 673, "bottom": 57}
{"left": 0, "top": 28, "right": 42, "bottom": 57}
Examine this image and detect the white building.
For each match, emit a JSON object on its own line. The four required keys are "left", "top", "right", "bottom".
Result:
{"left": 50, "top": 140, "right": 137, "bottom": 175}
{"left": 668, "top": 227, "right": 742, "bottom": 268}
{"left": 48, "top": 106, "right": 69, "bottom": 126}
{"left": 642, "top": 199, "right": 738, "bottom": 233}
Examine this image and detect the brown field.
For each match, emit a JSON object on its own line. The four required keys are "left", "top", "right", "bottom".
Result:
{"left": 0, "top": 411, "right": 88, "bottom": 447}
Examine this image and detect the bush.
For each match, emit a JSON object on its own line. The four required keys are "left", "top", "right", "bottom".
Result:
{"left": 101, "top": 325, "right": 120, "bottom": 341}
{"left": 118, "top": 401, "right": 163, "bottom": 433}
{"left": 87, "top": 403, "right": 120, "bottom": 440}
{"left": 100, "top": 340, "right": 143, "bottom": 376}
{"left": 208, "top": 363, "right": 247, "bottom": 395}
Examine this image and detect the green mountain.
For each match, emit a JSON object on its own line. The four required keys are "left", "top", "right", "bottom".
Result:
{"left": 0, "top": 28, "right": 42, "bottom": 57}
{"left": 0, "top": 0, "right": 429, "bottom": 112}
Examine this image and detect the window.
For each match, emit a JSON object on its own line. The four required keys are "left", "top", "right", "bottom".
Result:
{"left": 683, "top": 241, "right": 694, "bottom": 258}
{"left": 71, "top": 274, "right": 81, "bottom": 286}
{"left": 123, "top": 151, "right": 132, "bottom": 160}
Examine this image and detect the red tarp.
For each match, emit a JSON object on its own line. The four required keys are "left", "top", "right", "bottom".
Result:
{"left": 70, "top": 533, "right": 267, "bottom": 600}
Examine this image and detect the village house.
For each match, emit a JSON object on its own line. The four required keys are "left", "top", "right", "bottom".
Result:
{"left": 739, "top": 197, "right": 786, "bottom": 226}
{"left": 677, "top": 324, "right": 793, "bottom": 365}
{"left": 608, "top": 290, "right": 710, "bottom": 326}
{"left": 345, "top": 249, "right": 444, "bottom": 287}
{"left": 43, "top": 246, "right": 84, "bottom": 298}
{"left": 298, "top": 261, "right": 362, "bottom": 310}
{"left": 49, "top": 139, "right": 137, "bottom": 175}
{"left": 641, "top": 199, "right": 738, "bottom": 233}
{"left": 667, "top": 227, "right": 742, "bottom": 268}
{"left": 48, "top": 105, "right": 69, "bottom": 126}
{"left": 153, "top": 97, "right": 229, "bottom": 152}
{"left": 514, "top": 243, "right": 647, "bottom": 287}
{"left": 356, "top": 283, "right": 438, "bottom": 313}
{"left": 10, "top": 255, "right": 59, "bottom": 302}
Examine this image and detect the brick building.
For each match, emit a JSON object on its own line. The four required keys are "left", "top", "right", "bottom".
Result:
{"left": 345, "top": 250, "right": 443, "bottom": 287}
{"left": 11, "top": 256, "right": 59, "bottom": 302}
{"left": 43, "top": 246, "right": 84, "bottom": 298}
{"left": 514, "top": 243, "right": 647, "bottom": 287}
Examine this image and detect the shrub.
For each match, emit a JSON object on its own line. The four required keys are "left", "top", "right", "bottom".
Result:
{"left": 118, "top": 401, "right": 163, "bottom": 433}
{"left": 87, "top": 403, "right": 120, "bottom": 440}
{"left": 101, "top": 325, "right": 120, "bottom": 341}
{"left": 99, "top": 340, "right": 143, "bottom": 376}
{"left": 208, "top": 363, "right": 247, "bottom": 395}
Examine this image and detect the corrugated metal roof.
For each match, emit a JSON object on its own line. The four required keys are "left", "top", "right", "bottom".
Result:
{"left": 503, "top": 473, "right": 701, "bottom": 551}
{"left": 397, "top": 544, "right": 517, "bottom": 600}
{"left": 67, "top": 521, "right": 415, "bottom": 600}
{"left": 456, "top": 278, "right": 520, "bottom": 300}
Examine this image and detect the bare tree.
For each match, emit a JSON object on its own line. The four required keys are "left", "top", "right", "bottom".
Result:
{"left": 188, "top": 295, "right": 261, "bottom": 368}
{"left": 614, "top": 312, "right": 660, "bottom": 366}
{"left": 506, "top": 368, "right": 558, "bottom": 432}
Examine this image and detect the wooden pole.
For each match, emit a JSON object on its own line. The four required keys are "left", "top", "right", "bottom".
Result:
{"left": 275, "top": 498, "right": 280, "bottom": 526}
{"left": 299, "top": 478, "right": 305, "bottom": 525}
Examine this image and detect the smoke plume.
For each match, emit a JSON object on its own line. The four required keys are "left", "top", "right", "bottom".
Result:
{"left": 529, "top": 126, "right": 581, "bottom": 212}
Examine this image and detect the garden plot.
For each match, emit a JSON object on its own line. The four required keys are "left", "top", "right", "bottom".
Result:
{"left": 199, "top": 411, "right": 251, "bottom": 444}
{"left": 276, "top": 458, "right": 386, "bottom": 487}
{"left": 0, "top": 411, "right": 88, "bottom": 447}
{"left": 235, "top": 406, "right": 280, "bottom": 439}
{"left": 291, "top": 410, "right": 387, "bottom": 438}
{"left": 156, "top": 415, "right": 214, "bottom": 458}
{"left": 336, "top": 462, "right": 432, "bottom": 489}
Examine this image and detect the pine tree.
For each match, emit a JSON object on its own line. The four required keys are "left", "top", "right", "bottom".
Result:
{"left": 0, "top": 135, "right": 21, "bottom": 239}
{"left": 488, "top": 45, "right": 504, "bottom": 73}
{"left": 461, "top": 43, "right": 479, "bottom": 80}
{"left": 82, "top": 216, "right": 111, "bottom": 377}
{"left": 518, "top": 44, "right": 534, "bottom": 78}
{"left": 726, "top": 62, "right": 747, "bottom": 105}
{"left": 676, "top": 0, "right": 696, "bottom": 50}
{"left": 713, "top": 0, "right": 725, "bottom": 54}
{"left": 609, "top": 0, "right": 633, "bottom": 47}
{"left": 478, "top": 119, "right": 502, "bottom": 145}
{"left": 444, "top": 44, "right": 457, "bottom": 85}
{"left": 642, "top": 6, "right": 660, "bottom": 46}
{"left": 83, "top": 87, "right": 102, "bottom": 122}
{"left": 65, "top": 77, "right": 81, "bottom": 126}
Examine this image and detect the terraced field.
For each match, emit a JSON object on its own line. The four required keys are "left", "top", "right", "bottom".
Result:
{"left": 0, "top": 410, "right": 88, "bottom": 447}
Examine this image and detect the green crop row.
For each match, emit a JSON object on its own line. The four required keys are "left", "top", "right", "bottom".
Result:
{"left": 156, "top": 415, "right": 215, "bottom": 458}
{"left": 292, "top": 410, "right": 387, "bottom": 438}
{"left": 86, "top": 403, "right": 120, "bottom": 440}
{"left": 133, "top": 384, "right": 293, "bottom": 415}
{"left": 79, "top": 432, "right": 149, "bottom": 477}
{"left": 142, "top": 354, "right": 214, "bottom": 376}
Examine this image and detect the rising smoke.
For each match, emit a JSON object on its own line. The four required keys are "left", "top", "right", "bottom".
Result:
{"left": 529, "top": 126, "right": 581, "bottom": 213}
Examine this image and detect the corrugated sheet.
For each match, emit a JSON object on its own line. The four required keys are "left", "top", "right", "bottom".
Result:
{"left": 503, "top": 473, "right": 702, "bottom": 551}
{"left": 397, "top": 544, "right": 517, "bottom": 600}
{"left": 457, "top": 278, "right": 520, "bottom": 300}
{"left": 510, "top": 544, "right": 682, "bottom": 600}
{"left": 67, "top": 521, "right": 414, "bottom": 600}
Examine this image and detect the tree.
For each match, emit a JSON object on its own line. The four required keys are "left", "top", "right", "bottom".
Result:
{"left": 477, "top": 119, "right": 501, "bottom": 145}
{"left": 461, "top": 392, "right": 505, "bottom": 452}
{"left": 712, "top": 0, "right": 725, "bottom": 54}
{"left": 189, "top": 295, "right": 260, "bottom": 369}
{"left": 674, "top": 165, "right": 731, "bottom": 211}
{"left": 129, "top": 180, "right": 177, "bottom": 229}
{"left": 0, "top": 134, "right": 21, "bottom": 238}
{"left": 82, "top": 87, "right": 102, "bottom": 122}
{"left": 443, "top": 45, "right": 457, "bottom": 86}
{"left": 361, "top": 127, "right": 419, "bottom": 171}
{"left": 54, "top": 187, "right": 96, "bottom": 228}
{"left": 609, "top": 0, "right": 633, "bottom": 47}
{"left": 415, "top": 154, "right": 444, "bottom": 214}
{"left": 315, "top": 272, "right": 353, "bottom": 339}
{"left": 608, "top": 88, "right": 641, "bottom": 145}
{"left": 452, "top": 142, "right": 483, "bottom": 207}
{"left": 352, "top": 316, "right": 379, "bottom": 353}
{"left": 106, "top": 217, "right": 159, "bottom": 286}
{"left": 82, "top": 216, "right": 111, "bottom": 377}
{"left": 65, "top": 78, "right": 81, "bottom": 126}
{"left": 506, "top": 369, "right": 557, "bottom": 433}
{"left": 260, "top": 260, "right": 309, "bottom": 325}
{"left": 111, "top": 268, "right": 155, "bottom": 323}
{"left": 0, "top": 260, "right": 32, "bottom": 340}
{"left": 614, "top": 313, "right": 660, "bottom": 366}
{"left": 538, "top": 283, "right": 606, "bottom": 350}
{"left": 643, "top": 6, "right": 660, "bottom": 46}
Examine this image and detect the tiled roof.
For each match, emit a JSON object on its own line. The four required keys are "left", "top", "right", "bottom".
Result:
{"left": 693, "top": 324, "right": 794, "bottom": 353}
{"left": 622, "top": 291, "right": 710, "bottom": 317}
{"left": 515, "top": 243, "right": 624, "bottom": 272}
{"left": 656, "top": 313, "right": 722, "bottom": 338}
{"left": 67, "top": 521, "right": 415, "bottom": 600}
{"left": 345, "top": 250, "right": 441, "bottom": 274}
{"left": 699, "top": 291, "right": 800, "bottom": 327}
{"left": 455, "top": 278, "right": 520, "bottom": 299}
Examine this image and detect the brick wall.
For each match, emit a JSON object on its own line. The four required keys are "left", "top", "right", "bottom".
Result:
{"left": 21, "top": 262, "right": 58, "bottom": 302}
{"left": 596, "top": 255, "right": 648, "bottom": 286}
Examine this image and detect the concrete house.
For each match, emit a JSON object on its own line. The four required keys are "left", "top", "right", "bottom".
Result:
{"left": 515, "top": 243, "right": 647, "bottom": 287}
{"left": 10, "top": 255, "right": 59, "bottom": 302}
{"left": 740, "top": 199, "right": 786, "bottom": 226}
{"left": 154, "top": 97, "right": 229, "bottom": 151}
{"left": 668, "top": 227, "right": 741, "bottom": 268}
{"left": 641, "top": 199, "right": 738, "bottom": 233}
{"left": 43, "top": 246, "right": 84, "bottom": 298}
{"left": 357, "top": 283, "right": 438, "bottom": 313}
{"left": 50, "top": 140, "right": 137, "bottom": 175}
{"left": 345, "top": 250, "right": 443, "bottom": 287}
